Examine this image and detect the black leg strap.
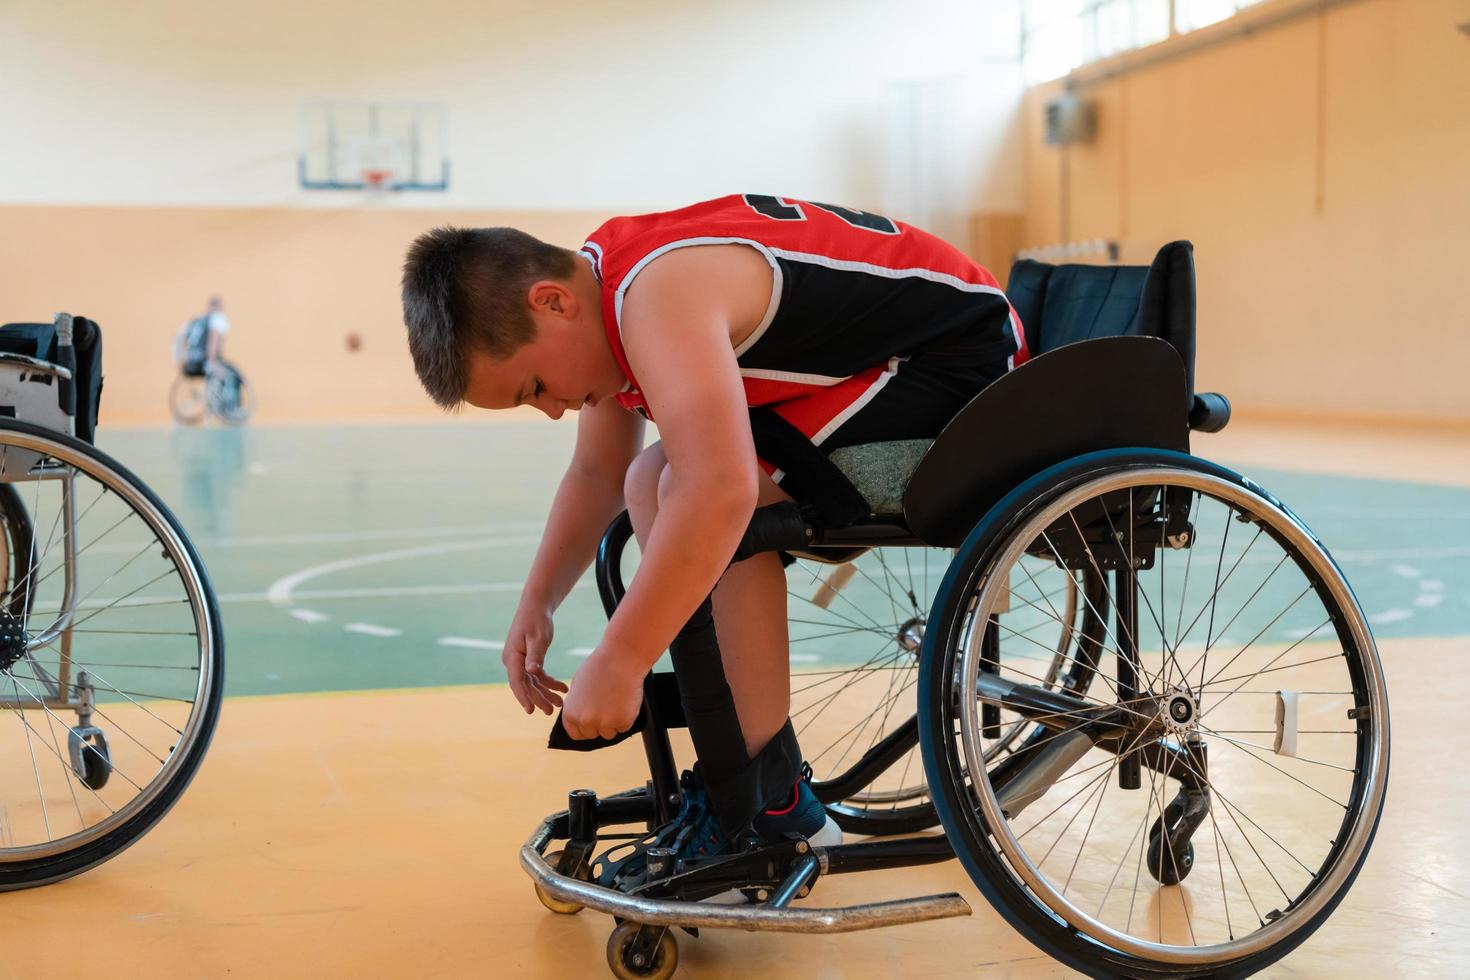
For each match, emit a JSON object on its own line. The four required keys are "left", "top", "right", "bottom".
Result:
{"left": 546, "top": 672, "right": 686, "bottom": 751}
{"left": 748, "top": 407, "right": 870, "bottom": 529}
{"left": 697, "top": 719, "right": 803, "bottom": 836}
{"left": 670, "top": 597, "right": 803, "bottom": 835}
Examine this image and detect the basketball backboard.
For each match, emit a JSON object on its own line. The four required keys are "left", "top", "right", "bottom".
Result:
{"left": 299, "top": 101, "right": 448, "bottom": 192}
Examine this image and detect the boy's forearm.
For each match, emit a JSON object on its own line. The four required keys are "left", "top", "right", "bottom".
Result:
{"left": 522, "top": 466, "right": 627, "bottom": 611}
{"left": 599, "top": 479, "right": 753, "bottom": 673}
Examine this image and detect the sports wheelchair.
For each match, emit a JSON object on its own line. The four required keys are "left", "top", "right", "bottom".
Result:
{"left": 0, "top": 314, "right": 224, "bottom": 890}
{"left": 170, "top": 359, "right": 256, "bottom": 426}
{"left": 521, "top": 244, "right": 1390, "bottom": 979}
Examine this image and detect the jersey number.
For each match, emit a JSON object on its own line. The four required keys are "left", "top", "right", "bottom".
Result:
{"left": 743, "top": 195, "right": 899, "bottom": 235}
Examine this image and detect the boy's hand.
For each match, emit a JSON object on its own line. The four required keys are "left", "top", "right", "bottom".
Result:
{"left": 503, "top": 602, "right": 568, "bottom": 715}
{"left": 561, "top": 647, "right": 644, "bottom": 740}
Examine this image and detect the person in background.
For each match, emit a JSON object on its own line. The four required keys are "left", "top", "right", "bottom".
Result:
{"left": 173, "top": 296, "right": 230, "bottom": 376}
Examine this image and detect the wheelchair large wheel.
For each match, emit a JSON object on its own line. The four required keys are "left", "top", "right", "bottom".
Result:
{"left": 208, "top": 368, "right": 255, "bottom": 426}
{"left": 0, "top": 420, "right": 224, "bottom": 890}
{"left": 786, "top": 545, "right": 1096, "bottom": 836}
{"left": 920, "top": 450, "right": 1389, "bottom": 977}
{"left": 169, "top": 374, "right": 207, "bottom": 426}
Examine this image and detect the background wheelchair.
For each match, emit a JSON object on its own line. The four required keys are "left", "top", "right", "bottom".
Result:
{"left": 0, "top": 314, "right": 224, "bottom": 890}
{"left": 522, "top": 244, "right": 1390, "bottom": 979}
{"left": 170, "top": 359, "right": 255, "bottom": 426}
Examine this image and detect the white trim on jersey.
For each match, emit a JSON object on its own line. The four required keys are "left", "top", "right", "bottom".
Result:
{"left": 732, "top": 260, "right": 784, "bottom": 358}
{"left": 765, "top": 247, "right": 1008, "bottom": 299}
{"left": 579, "top": 241, "right": 605, "bottom": 283}
{"left": 809, "top": 357, "right": 903, "bottom": 446}
{"left": 611, "top": 237, "right": 782, "bottom": 353}
{"left": 737, "top": 367, "right": 849, "bottom": 387}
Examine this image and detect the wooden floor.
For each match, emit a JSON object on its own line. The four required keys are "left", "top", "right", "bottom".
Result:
{"left": 0, "top": 415, "right": 1466, "bottom": 979}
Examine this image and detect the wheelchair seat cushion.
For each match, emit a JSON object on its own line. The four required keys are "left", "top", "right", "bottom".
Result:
{"left": 828, "top": 439, "right": 933, "bottom": 516}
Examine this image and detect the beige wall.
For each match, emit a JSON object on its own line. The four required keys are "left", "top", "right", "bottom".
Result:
{"left": 1021, "top": 0, "right": 1470, "bottom": 423}
{"left": 0, "top": 205, "right": 607, "bottom": 425}
{"left": 0, "top": 203, "right": 1026, "bottom": 426}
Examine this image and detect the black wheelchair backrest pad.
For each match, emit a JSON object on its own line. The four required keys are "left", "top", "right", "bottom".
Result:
{"left": 903, "top": 336, "right": 1190, "bottom": 547}
{"left": 1008, "top": 241, "right": 1197, "bottom": 407}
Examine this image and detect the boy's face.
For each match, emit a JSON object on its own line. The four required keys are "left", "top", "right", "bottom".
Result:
{"left": 461, "top": 279, "right": 624, "bottom": 419}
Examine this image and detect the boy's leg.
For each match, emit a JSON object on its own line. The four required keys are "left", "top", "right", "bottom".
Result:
{"left": 625, "top": 443, "right": 798, "bottom": 829}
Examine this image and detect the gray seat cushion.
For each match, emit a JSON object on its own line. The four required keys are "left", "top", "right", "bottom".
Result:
{"left": 827, "top": 439, "right": 933, "bottom": 517}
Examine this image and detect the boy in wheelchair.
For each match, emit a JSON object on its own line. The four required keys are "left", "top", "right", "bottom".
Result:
{"left": 401, "top": 195, "right": 1027, "bottom": 864}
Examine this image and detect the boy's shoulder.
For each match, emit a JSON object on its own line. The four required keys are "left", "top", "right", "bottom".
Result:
{"left": 579, "top": 195, "right": 755, "bottom": 288}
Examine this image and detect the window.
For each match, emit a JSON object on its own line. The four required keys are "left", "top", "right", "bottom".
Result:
{"left": 1022, "top": 0, "right": 1269, "bottom": 82}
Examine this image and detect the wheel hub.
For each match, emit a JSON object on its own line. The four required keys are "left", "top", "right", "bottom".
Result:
{"left": 897, "top": 616, "right": 925, "bottom": 655}
{"left": 1162, "top": 686, "right": 1199, "bottom": 736}
{"left": 0, "top": 611, "right": 28, "bottom": 671}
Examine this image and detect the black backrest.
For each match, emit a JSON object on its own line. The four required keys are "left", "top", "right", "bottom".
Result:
{"left": 0, "top": 317, "right": 104, "bottom": 444}
{"left": 1007, "top": 241, "right": 1197, "bottom": 404}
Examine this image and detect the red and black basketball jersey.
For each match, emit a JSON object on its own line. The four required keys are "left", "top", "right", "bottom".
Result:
{"left": 581, "top": 194, "right": 1028, "bottom": 441}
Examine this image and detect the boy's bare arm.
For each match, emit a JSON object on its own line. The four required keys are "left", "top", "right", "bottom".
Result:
{"left": 523, "top": 399, "right": 646, "bottom": 610}
{"left": 561, "top": 246, "right": 766, "bottom": 738}
{"left": 504, "top": 399, "right": 644, "bottom": 714}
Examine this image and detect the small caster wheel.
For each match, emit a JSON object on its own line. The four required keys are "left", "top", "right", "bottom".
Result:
{"left": 68, "top": 726, "right": 111, "bottom": 791}
{"left": 535, "top": 850, "right": 589, "bottom": 915}
{"left": 606, "top": 921, "right": 677, "bottom": 980}
{"left": 1146, "top": 820, "right": 1194, "bottom": 886}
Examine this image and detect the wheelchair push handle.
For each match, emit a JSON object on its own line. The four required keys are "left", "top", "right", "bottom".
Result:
{"left": 52, "top": 311, "right": 77, "bottom": 421}
{"left": 1188, "top": 391, "right": 1232, "bottom": 433}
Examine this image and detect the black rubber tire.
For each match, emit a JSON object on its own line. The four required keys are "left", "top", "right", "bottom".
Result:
{"left": 0, "top": 482, "right": 36, "bottom": 618}
{"left": 70, "top": 729, "right": 112, "bottom": 792}
{"left": 1146, "top": 821, "right": 1194, "bottom": 887}
{"left": 0, "top": 419, "right": 225, "bottom": 891}
{"left": 606, "top": 921, "right": 678, "bottom": 980}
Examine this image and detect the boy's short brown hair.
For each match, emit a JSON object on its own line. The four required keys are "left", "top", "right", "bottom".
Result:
{"left": 401, "top": 226, "right": 578, "bottom": 408}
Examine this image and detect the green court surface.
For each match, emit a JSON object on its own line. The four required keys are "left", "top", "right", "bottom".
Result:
{"left": 89, "top": 420, "right": 1470, "bottom": 700}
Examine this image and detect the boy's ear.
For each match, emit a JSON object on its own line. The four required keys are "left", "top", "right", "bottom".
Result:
{"left": 528, "top": 280, "right": 575, "bottom": 317}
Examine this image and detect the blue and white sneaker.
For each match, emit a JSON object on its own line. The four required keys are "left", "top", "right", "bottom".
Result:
{"left": 752, "top": 773, "right": 844, "bottom": 848}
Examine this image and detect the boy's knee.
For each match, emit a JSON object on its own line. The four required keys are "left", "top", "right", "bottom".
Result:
{"left": 624, "top": 442, "right": 668, "bottom": 534}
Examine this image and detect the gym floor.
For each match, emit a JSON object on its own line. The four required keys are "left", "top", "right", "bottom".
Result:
{"left": 2, "top": 415, "right": 1466, "bottom": 978}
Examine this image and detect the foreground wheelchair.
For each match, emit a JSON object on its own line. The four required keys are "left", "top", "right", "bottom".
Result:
{"left": 0, "top": 314, "right": 224, "bottom": 890}
{"left": 521, "top": 244, "right": 1390, "bottom": 979}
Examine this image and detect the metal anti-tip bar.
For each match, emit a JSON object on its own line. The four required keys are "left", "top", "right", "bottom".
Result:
{"left": 520, "top": 823, "right": 970, "bottom": 934}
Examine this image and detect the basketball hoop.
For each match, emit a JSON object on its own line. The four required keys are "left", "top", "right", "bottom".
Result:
{"left": 361, "top": 168, "right": 396, "bottom": 194}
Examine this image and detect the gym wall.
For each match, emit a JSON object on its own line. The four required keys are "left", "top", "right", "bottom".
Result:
{"left": 0, "top": 0, "right": 1027, "bottom": 425}
{"left": 1020, "top": 0, "right": 1470, "bottom": 424}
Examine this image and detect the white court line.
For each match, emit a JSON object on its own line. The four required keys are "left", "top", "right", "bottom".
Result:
{"left": 290, "top": 609, "right": 330, "bottom": 624}
{"left": 568, "top": 647, "right": 595, "bottom": 658}
{"left": 267, "top": 537, "right": 540, "bottom": 606}
{"left": 79, "top": 523, "right": 545, "bottom": 556}
{"left": 344, "top": 623, "right": 402, "bottom": 638}
{"left": 1369, "top": 609, "right": 1413, "bottom": 625}
{"left": 438, "top": 637, "right": 504, "bottom": 650}
{"left": 195, "top": 521, "right": 543, "bottom": 549}
{"left": 790, "top": 653, "right": 821, "bottom": 664}
{"left": 37, "top": 579, "right": 590, "bottom": 614}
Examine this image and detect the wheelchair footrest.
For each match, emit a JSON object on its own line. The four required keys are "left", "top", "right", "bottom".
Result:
{"left": 523, "top": 816, "right": 972, "bottom": 934}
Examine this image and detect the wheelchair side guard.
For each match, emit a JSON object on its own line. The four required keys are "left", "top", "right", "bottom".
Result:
{"left": 903, "top": 336, "right": 1191, "bottom": 547}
